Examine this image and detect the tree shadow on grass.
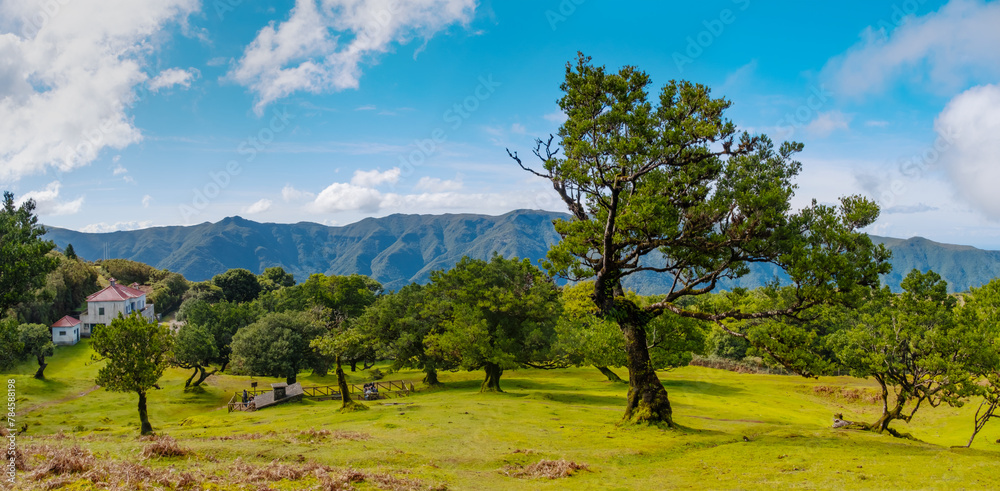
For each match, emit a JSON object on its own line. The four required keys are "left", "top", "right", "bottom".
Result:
{"left": 662, "top": 379, "right": 744, "bottom": 397}
{"left": 525, "top": 391, "right": 626, "bottom": 408}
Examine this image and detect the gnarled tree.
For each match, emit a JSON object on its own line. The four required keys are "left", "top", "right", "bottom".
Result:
{"left": 171, "top": 322, "right": 220, "bottom": 387}
{"left": 509, "top": 54, "right": 889, "bottom": 426}
{"left": 954, "top": 277, "right": 1000, "bottom": 447}
{"left": 834, "top": 270, "right": 986, "bottom": 437}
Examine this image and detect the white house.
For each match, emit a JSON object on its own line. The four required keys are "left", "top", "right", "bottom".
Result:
{"left": 51, "top": 315, "right": 81, "bottom": 346}
{"left": 78, "top": 278, "right": 156, "bottom": 337}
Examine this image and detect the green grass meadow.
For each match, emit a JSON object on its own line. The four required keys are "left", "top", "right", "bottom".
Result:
{"left": 4, "top": 340, "right": 1000, "bottom": 489}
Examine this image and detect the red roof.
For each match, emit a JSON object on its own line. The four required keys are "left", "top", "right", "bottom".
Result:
{"left": 52, "top": 315, "right": 81, "bottom": 328}
{"left": 86, "top": 281, "right": 147, "bottom": 302}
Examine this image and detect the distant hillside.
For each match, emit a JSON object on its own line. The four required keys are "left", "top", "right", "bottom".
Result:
{"left": 43, "top": 211, "right": 1000, "bottom": 293}
{"left": 43, "top": 210, "right": 565, "bottom": 291}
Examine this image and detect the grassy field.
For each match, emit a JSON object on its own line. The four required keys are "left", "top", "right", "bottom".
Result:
{"left": 3, "top": 340, "right": 1000, "bottom": 490}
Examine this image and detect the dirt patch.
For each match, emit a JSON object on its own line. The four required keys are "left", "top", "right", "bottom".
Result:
{"left": 812, "top": 386, "right": 881, "bottom": 404}
{"left": 502, "top": 459, "right": 590, "bottom": 479}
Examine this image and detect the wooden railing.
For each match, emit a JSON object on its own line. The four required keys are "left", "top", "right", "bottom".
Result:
{"left": 231, "top": 380, "right": 415, "bottom": 410}
{"left": 227, "top": 394, "right": 256, "bottom": 413}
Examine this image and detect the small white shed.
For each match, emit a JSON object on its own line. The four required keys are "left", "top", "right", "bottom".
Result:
{"left": 51, "top": 315, "right": 81, "bottom": 346}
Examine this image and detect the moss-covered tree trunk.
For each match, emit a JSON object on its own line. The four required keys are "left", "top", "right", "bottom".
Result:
{"left": 137, "top": 390, "right": 153, "bottom": 435}
{"left": 481, "top": 362, "right": 503, "bottom": 392}
{"left": 621, "top": 320, "right": 674, "bottom": 427}
{"left": 336, "top": 356, "right": 367, "bottom": 412}
{"left": 423, "top": 367, "right": 441, "bottom": 386}
{"left": 596, "top": 366, "right": 625, "bottom": 384}
{"left": 33, "top": 356, "right": 46, "bottom": 380}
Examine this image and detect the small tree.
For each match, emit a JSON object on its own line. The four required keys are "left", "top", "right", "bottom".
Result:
{"left": 310, "top": 309, "right": 368, "bottom": 412}
{"left": 212, "top": 268, "right": 262, "bottom": 304}
{"left": 229, "top": 312, "right": 325, "bottom": 384}
{"left": 18, "top": 323, "right": 54, "bottom": 379}
{"left": 171, "top": 323, "right": 219, "bottom": 387}
{"left": 834, "top": 270, "right": 984, "bottom": 437}
{"left": 91, "top": 313, "right": 173, "bottom": 435}
{"left": 424, "top": 256, "right": 562, "bottom": 392}
{"left": 64, "top": 243, "right": 77, "bottom": 260}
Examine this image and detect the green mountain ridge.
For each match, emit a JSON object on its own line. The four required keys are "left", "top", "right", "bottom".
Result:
{"left": 42, "top": 210, "right": 1000, "bottom": 293}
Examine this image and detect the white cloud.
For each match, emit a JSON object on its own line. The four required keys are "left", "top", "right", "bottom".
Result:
{"left": 355, "top": 104, "right": 377, "bottom": 111}
{"left": 243, "top": 198, "right": 273, "bottom": 214}
{"left": 543, "top": 110, "right": 567, "bottom": 125}
{"left": 805, "top": 110, "right": 852, "bottom": 137}
{"left": 0, "top": 0, "right": 200, "bottom": 181}
{"left": 937, "top": 83, "right": 1000, "bottom": 219}
{"left": 414, "top": 176, "right": 462, "bottom": 192}
{"left": 227, "top": 0, "right": 477, "bottom": 114}
{"left": 19, "top": 181, "right": 84, "bottom": 216}
{"left": 822, "top": 0, "right": 1000, "bottom": 96}
{"left": 148, "top": 67, "right": 199, "bottom": 92}
{"left": 142, "top": 194, "right": 152, "bottom": 208}
{"left": 350, "top": 167, "right": 400, "bottom": 187}
{"left": 80, "top": 220, "right": 153, "bottom": 233}
{"left": 112, "top": 164, "right": 128, "bottom": 175}
{"left": 510, "top": 123, "right": 526, "bottom": 135}
{"left": 310, "top": 182, "right": 384, "bottom": 212}
{"left": 865, "top": 120, "right": 890, "bottom": 127}
{"left": 282, "top": 184, "right": 316, "bottom": 201}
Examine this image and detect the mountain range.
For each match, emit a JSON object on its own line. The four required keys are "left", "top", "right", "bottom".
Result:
{"left": 42, "top": 210, "right": 1000, "bottom": 293}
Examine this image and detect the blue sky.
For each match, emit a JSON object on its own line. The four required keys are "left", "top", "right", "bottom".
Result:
{"left": 4, "top": 0, "right": 1000, "bottom": 248}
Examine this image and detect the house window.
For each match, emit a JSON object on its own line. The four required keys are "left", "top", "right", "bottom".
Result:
{"left": 98, "top": 307, "right": 105, "bottom": 315}
{"left": 59, "top": 330, "right": 66, "bottom": 335}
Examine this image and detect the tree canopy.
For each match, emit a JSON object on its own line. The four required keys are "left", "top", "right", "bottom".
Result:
{"left": 0, "top": 191, "right": 58, "bottom": 316}
{"left": 212, "top": 268, "right": 262, "bottom": 304}
{"left": 230, "top": 311, "right": 326, "bottom": 384}
{"left": 509, "top": 53, "right": 890, "bottom": 425}
{"left": 423, "top": 255, "right": 562, "bottom": 392}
